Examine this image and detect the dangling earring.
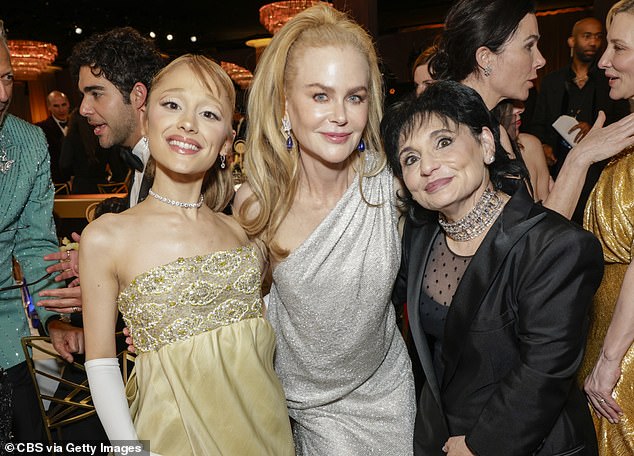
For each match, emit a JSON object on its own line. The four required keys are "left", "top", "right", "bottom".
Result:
{"left": 487, "top": 155, "right": 495, "bottom": 164}
{"left": 141, "top": 136, "right": 149, "bottom": 148}
{"left": 357, "top": 138, "right": 365, "bottom": 152}
{"left": 220, "top": 155, "right": 226, "bottom": 169}
{"left": 282, "top": 114, "right": 293, "bottom": 151}
{"left": 483, "top": 66, "right": 492, "bottom": 77}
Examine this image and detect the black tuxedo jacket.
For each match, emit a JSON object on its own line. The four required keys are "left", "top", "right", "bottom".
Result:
{"left": 394, "top": 186, "right": 603, "bottom": 456}
{"left": 36, "top": 116, "right": 67, "bottom": 182}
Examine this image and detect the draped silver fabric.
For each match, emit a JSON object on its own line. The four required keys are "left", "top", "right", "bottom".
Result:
{"left": 268, "top": 153, "right": 415, "bottom": 455}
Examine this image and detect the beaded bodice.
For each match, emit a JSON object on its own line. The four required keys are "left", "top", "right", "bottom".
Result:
{"left": 117, "top": 245, "right": 263, "bottom": 352}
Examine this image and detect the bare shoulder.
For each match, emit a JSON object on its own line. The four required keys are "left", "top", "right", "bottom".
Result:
{"left": 518, "top": 133, "right": 544, "bottom": 152}
{"left": 214, "top": 211, "right": 249, "bottom": 244}
{"left": 80, "top": 211, "right": 138, "bottom": 257}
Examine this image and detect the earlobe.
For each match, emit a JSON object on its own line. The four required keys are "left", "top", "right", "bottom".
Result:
{"left": 480, "top": 127, "right": 496, "bottom": 162}
{"left": 475, "top": 46, "right": 492, "bottom": 71}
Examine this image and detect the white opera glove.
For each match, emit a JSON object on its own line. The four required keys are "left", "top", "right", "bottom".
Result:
{"left": 85, "top": 358, "right": 161, "bottom": 456}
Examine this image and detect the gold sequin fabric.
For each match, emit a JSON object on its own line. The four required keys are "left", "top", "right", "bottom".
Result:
{"left": 117, "top": 245, "right": 263, "bottom": 353}
{"left": 580, "top": 149, "right": 634, "bottom": 455}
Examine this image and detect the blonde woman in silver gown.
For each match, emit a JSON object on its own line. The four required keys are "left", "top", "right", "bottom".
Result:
{"left": 235, "top": 4, "right": 415, "bottom": 455}
{"left": 80, "top": 55, "right": 294, "bottom": 455}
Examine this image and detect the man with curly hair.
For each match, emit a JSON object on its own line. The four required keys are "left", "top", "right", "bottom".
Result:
{"left": 40, "top": 27, "right": 166, "bottom": 356}
{"left": 68, "top": 27, "right": 165, "bottom": 207}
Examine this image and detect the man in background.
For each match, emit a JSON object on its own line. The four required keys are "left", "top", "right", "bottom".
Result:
{"left": 529, "top": 17, "right": 630, "bottom": 224}
{"left": 35, "top": 90, "right": 70, "bottom": 184}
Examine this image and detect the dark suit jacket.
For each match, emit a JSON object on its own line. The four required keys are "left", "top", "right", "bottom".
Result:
{"left": 393, "top": 186, "right": 603, "bottom": 456}
{"left": 35, "top": 116, "right": 67, "bottom": 183}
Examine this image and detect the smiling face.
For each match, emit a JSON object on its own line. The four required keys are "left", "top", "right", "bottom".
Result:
{"left": 487, "top": 13, "right": 546, "bottom": 104}
{"left": 145, "top": 62, "right": 233, "bottom": 178}
{"left": 78, "top": 66, "right": 139, "bottom": 148}
{"left": 599, "top": 12, "right": 634, "bottom": 100}
{"left": 284, "top": 44, "right": 369, "bottom": 166}
{"left": 398, "top": 115, "right": 494, "bottom": 221}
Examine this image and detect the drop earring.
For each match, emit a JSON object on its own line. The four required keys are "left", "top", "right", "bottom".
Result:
{"left": 483, "top": 66, "right": 492, "bottom": 77}
{"left": 220, "top": 155, "right": 226, "bottom": 169}
{"left": 357, "top": 138, "right": 366, "bottom": 152}
{"left": 282, "top": 114, "right": 293, "bottom": 151}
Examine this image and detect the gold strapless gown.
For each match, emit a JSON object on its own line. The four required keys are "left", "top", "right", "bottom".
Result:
{"left": 117, "top": 246, "right": 295, "bottom": 456}
{"left": 579, "top": 149, "right": 634, "bottom": 455}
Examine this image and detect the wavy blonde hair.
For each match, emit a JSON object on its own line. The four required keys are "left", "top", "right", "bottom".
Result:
{"left": 239, "top": 3, "right": 385, "bottom": 258}
{"left": 607, "top": 0, "right": 634, "bottom": 27}
{"left": 147, "top": 54, "right": 236, "bottom": 212}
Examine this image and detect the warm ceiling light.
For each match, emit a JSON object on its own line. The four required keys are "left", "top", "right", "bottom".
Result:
{"left": 245, "top": 38, "right": 272, "bottom": 49}
{"left": 166, "top": 34, "right": 173, "bottom": 41}
{"left": 149, "top": 31, "right": 156, "bottom": 38}
{"left": 7, "top": 40, "right": 58, "bottom": 80}
{"left": 190, "top": 36, "right": 197, "bottom": 43}
{"left": 259, "top": 1, "right": 330, "bottom": 35}
{"left": 74, "top": 27, "right": 82, "bottom": 35}
{"left": 220, "top": 61, "right": 254, "bottom": 90}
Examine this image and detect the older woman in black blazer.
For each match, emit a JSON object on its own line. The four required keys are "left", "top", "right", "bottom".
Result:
{"left": 382, "top": 81, "right": 603, "bottom": 456}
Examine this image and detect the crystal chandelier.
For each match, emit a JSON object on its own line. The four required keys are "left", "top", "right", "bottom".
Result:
{"left": 259, "top": 1, "right": 330, "bottom": 35}
{"left": 220, "top": 62, "right": 254, "bottom": 89}
{"left": 8, "top": 40, "right": 58, "bottom": 80}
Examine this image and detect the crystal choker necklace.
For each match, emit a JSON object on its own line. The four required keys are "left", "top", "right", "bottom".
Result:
{"left": 438, "top": 187, "right": 504, "bottom": 242}
{"left": 148, "top": 188, "right": 204, "bottom": 209}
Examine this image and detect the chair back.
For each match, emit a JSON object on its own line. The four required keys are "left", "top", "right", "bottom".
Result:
{"left": 21, "top": 336, "right": 135, "bottom": 443}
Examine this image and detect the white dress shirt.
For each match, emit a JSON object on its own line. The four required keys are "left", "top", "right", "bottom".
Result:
{"left": 129, "top": 137, "right": 150, "bottom": 208}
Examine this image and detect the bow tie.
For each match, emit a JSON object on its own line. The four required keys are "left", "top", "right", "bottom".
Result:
{"left": 59, "top": 121, "right": 67, "bottom": 128}
{"left": 119, "top": 148, "right": 144, "bottom": 172}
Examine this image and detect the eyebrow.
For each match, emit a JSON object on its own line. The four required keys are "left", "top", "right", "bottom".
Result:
{"left": 398, "top": 128, "right": 453, "bottom": 157}
{"left": 305, "top": 83, "right": 368, "bottom": 93}
{"left": 525, "top": 34, "right": 540, "bottom": 42}
{"left": 82, "top": 85, "right": 105, "bottom": 93}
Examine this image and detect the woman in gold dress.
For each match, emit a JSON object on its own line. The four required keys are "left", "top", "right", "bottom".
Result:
{"left": 79, "top": 55, "right": 294, "bottom": 455}
{"left": 581, "top": 1, "right": 634, "bottom": 454}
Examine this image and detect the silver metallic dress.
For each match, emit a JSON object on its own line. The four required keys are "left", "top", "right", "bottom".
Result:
{"left": 267, "top": 154, "right": 416, "bottom": 455}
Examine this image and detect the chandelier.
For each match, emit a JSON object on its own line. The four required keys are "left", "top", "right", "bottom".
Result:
{"left": 8, "top": 40, "right": 58, "bottom": 80}
{"left": 259, "top": 1, "right": 330, "bottom": 35}
{"left": 220, "top": 61, "right": 254, "bottom": 90}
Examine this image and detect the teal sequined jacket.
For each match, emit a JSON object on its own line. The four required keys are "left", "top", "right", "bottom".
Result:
{"left": 0, "top": 114, "right": 62, "bottom": 369}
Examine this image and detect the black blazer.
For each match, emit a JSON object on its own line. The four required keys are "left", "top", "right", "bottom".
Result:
{"left": 394, "top": 186, "right": 603, "bottom": 456}
{"left": 35, "top": 116, "right": 67, "bottom": 183}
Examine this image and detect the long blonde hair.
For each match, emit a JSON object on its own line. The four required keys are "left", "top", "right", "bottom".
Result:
{"left": 147, "top": 54, "right": 236, "bottom": 212}
{"left": 239, "top": 3, "right": 385, "bottom": 258}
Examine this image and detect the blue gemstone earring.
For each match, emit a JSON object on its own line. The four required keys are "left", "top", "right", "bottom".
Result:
{"left": 357, "top": 138, "right": 366, "bottom": 152}
{"left": 282, "top": 115, "right": 293, "bottom": 151}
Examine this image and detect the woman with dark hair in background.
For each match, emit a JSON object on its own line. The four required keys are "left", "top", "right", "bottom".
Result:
{"left": 412, "top": 45, "right": 437, "bottom": 95}
{"left": 493, "top": 99, "right": 552, "bottom": 199}
{"left": 384, "top": 80, "right": 603, "bottom": 455}
{"left": 428, "top": 0, "right": 634, "bottom": 217}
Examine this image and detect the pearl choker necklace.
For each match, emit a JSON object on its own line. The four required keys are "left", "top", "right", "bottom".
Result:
{"left": 438, "top": 188, "right": 504, "bottom": 242}
{"left": 148, "top": 188, "right": 204, "bottom": 209}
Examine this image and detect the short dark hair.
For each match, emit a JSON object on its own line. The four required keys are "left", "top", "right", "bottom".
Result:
{"left": 381, "top": 80, "right": 527, "bottom": 219}
{"left": 68, "top": 27, "right": 165, "bottom": 101}
{"left": 429, "top": 0, "right": 535, "bottom": 82}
